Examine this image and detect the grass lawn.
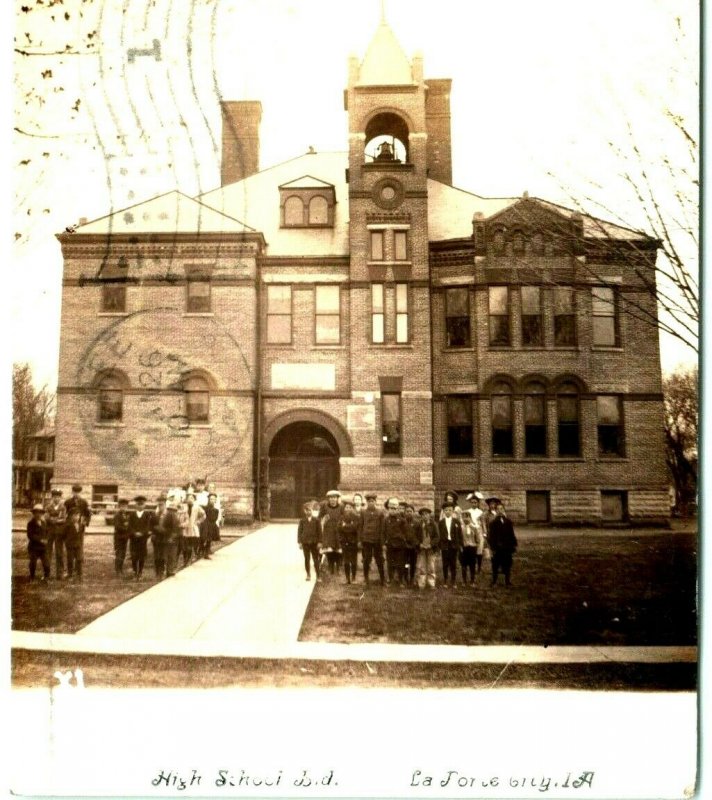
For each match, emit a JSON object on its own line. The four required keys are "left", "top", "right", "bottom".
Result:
{"left": 298, "top": 531, "right": 698, "bottom": 646}
{"left": 11, "top": 530, "right": 255, "bottom": 634}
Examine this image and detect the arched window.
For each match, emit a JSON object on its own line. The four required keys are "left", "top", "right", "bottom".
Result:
{"left": 308, "top": 195, "right": 328, "bottom": 224}
{"left": 524, "top": 381, "right": 547, "bottom": 456}
{"left": 557, "top": 381, "right": 580, "bottom": 456}
{"left": 98, "top": 375, "right": 124, "bottom": 422}
{"left": 491, "top": 381, "right": 513, "bottom": 457}
{"left": 512, "top": 232, "right": 526, "bottom": 255}
{"left": 284, "top": 196, "right": 304, "bottom": 226}
{"left": 184, "top": 375, "right": 210, "bottom": 423}
{"left": 492, "top": 230, "right": 506, "bottom": 256}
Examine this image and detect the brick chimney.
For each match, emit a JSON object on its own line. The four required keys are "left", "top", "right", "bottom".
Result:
{"left": 220, "top": 101, "right": 262, "bottom": 186}
{"left": 425, "top": 79, "right": 452, "bottom": 185}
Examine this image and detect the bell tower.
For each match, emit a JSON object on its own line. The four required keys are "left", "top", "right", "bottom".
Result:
{"left": 343, "top": 13, "right": 435, "bottom": 507}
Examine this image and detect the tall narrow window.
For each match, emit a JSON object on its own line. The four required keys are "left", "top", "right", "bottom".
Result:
{"left": 445, "top": 288, "right": 471, "bottom": 348}
{"left": 284, "top": 196, "right": 304, "bottom": 226}
{"left": 381, "top": 392, "right": 402, "bottom": 456}
{"left": 597, "top": 395, "right": 625, "bottom": 456}
{"left": 266, "top": 285, "right": 292, "bottom": 344}
{"left": 394, "top": 230, "right": 408, "bottom": 261}
{"left": 395, "top": 283, "right": 409, "bottom": 343}
{"left": 521, "top": 286, "right": 543, "bottom": 346}
{"left": 491, "top": 382, "right": 513, "bottom": 456}
{"left": 592, "top": 287, "right": 619, "bottom": 346}
{"left": 186, "top": 279, "right": 211, "bottom": 313}
{"left": 308, "top": 196, "right": 328, "bottom": 224}
{"left": 524, "top": 381, "right": 547, "bottom": 456}
{"left": 489, "top": 287, "right": 510, "bottom": 346}
{"left": 554, "top": 287, "right": 577, "bottom": 346}
{"left": 512, "top": 232, "right": 526, "bottom": 255}
{"left": 492, "top": 230, "right": 506, "bottom": 255}
{"left": 370, "top": 230, "right": 384, "bottom": 261}
{"left": 98, "top": 376, "right": 123, "bottom": 422}
{"left": 557, "top": 382, "right": 580, "bottom": 456}
{"left": 184, "top": 375, "right": 210, "bottom": 423}
{"left": 102, "top": 283, "right": 126, "bottom": 312}
{"left": 446, "top": 396, "right": 473, "bottom": 457}
{"left": 315, "top": 285, "right": 340, "bottom": 344}
{"left": 371, "top": 284, "right": 385, "bottom": 343}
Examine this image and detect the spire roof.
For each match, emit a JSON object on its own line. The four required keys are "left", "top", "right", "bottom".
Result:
{"left": 358, "top": 18, "right": 413, "bottom": 85}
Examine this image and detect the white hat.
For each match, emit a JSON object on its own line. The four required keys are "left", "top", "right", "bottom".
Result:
{"left": 467, "top": 490, "right": 485, "bottom": 502}
{"left": 326, "top": 489, "right": 341, "bottom": 498}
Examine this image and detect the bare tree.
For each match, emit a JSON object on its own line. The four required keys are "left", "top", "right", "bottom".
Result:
{"left": 13, "top": 362, "right": 56, "bottom": 504}
{"left": 663, "top": 366, "right": 698, "bottom": 515}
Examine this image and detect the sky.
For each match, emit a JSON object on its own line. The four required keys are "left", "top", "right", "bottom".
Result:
{"left": 10, "top": 0, "right": 699, "bottom": 390}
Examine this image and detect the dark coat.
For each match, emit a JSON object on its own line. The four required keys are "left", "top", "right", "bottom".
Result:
{"left": 488, "top": 515, "right": 518, "bottom": 554}
{"left": 419, "top": 518, "right": 440, "bottom": 549}
{"left": 202, "top": 505, "right": 220, "bottom": 540}
{"left": 64, "top": 518, "right": 85, "bottom": 548}
{"left": 320, "top": 503, "right": 343, "bottom": 550}
{"left": 360, "top": 507, "right": 385, "bottom": 545}
{"left": 27, "top": 517, "right": 48, "bottom": 552}
{"left": 437, "top": 516, "right": 464, "bottom": 550}
{"left": 297, "top": 516, "right": 321, "bottom": 546}
{"left": 403, "top": 516, "right": 422, "bottom": 548}
{"left": 383, "top": 514, "right": 407, "bottom": 547}
{"left": 128, "top": 510, "right": 153, "bottom": 539}
{"left": 158, "top": 508, "right": 181, "bottom": 543}
{"left": 113, "top": 509, "right": 132, "bottom": 540}
{"left": 338, "top": 512, "right": 362, "bottom": 547}
{"left": 44, "top": 500, "right": 67, "bottom": 532}
{"left": 64, "top": 496, "right": 92, "bottom": 526}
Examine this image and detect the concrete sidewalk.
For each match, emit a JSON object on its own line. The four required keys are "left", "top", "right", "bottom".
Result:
{"left": 76, "top": 523, "right": 314, "bottom": 644}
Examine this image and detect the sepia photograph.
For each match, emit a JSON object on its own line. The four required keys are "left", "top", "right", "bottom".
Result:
{"left": 9, "top": 0, "right": 699, "bottom": 797}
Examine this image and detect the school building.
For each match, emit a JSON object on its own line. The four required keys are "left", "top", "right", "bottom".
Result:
{"left": 52, "top": 18, "right": 669, "bottom": 524}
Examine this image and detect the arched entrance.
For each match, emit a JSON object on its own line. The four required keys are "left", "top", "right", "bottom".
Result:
{"left": 268, "top": 422, "right": 340, "bottom": 519}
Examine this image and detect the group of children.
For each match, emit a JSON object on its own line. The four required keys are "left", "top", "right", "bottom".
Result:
{"left": 25, "top": 480, "right": 224, "bottom": 583}
{"left": 297, "top": 489, "right": 518, "bottom": 589}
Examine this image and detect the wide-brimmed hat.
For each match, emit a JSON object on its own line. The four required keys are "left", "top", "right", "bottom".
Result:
{"left": 466, "top": 490, "right": 485, "bottom": 502}
{"left": 32, "top": 503, "right": 44, "bottom": 512}
{"left": 326, "top": 489, "right": 341, "bottom": 498}
{"left": 418, "top": 507, "right": 432, "bottom": 515}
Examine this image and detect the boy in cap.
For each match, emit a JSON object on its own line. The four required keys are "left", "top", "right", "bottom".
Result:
{"left": 488, "top": 500, "right": 518, "bottom": 586}
{"left": 27, "top": 504, "right": 50, "bottom": 582}
{"left": 160, "top": 494, "right": 182, "bottom": 577}
{"left": 44, "top": 488, "right": 67, "bottom": 579}
{"left": 64, "top": 484, "right": 92, "bottom": 527}
{"left": 128, "top": 495, "right": 152, "bottom": 580}
{"left": 113, "top": 498, "right": 131, "bottom": 576}
{"left": 437, "top": 500, "right": 463, "bottom": 588}
{"left": 150, "top": 495, "right": 167, "bottom": 578}
{"left": 403, "top": 504, "right": 421, "bottom": 587}
{"left": 459, "top": 510, "right": 479, "bottom": 585}
{"left": 320, "top": 489, "right": 343, "bottom": 575}
{"left": 297, "top": 500, "right": 321, "bottom": 581}
{"left": 415, "top": 507, "right": 439, "bottom": 589}
{"left": 360, "top": 493, "right": 385, "bottom": 585}
{"left": 338, "top": 498, "right": 362, "bottom": 584}
{"left": 64, "top": 507, "right": 86, "bottom": 580}
{"left": 199, "top": 492, "right": 220, "bottom": 559}
{"left": 383, "top": 497, "right": 407, "bottom": 586}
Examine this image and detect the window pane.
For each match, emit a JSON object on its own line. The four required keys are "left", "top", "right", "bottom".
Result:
{"left": 308, "top": 196, "right": 328, "bottom": 224}
{"left": 382, "top": 393, "right": 401, "bottom": 456}
{"left": 597, "top": 396, "right": 621, "bottom": 424}
{"left": 598, "top": 426, "right": 623, "bottom": 456}
{"left": 99, "top": 390, "right": 122, "bottom": 421}
{"left": 394, "top": 230, "right": 408, "bottom": 261}
{"left": 555, "top": 314, "right": 576, "bottom": 345}
{"left": 396, "top": 313, "right": 408, "bottom": 343}
{"left": 448, "top": 426, "right": 473, "bottom": 457}
{"left": 316, "top": 285, "right": 340, "bottom": 314}
{"left": 524, "top": 395, "right": 545, "bottom": 424}
{"left": 593, "top": 317, "right": 616, "bottom": 346}
{"left": 447, "top": 397, "right": 472, "bottom": 425}
{"left": 554, "top": 286, "right": 575, "bottom": 313}
{"left": 491, "top": 395, "right": 511, "bottom": 427}
{"left": 525, "top": 426, "right": 547, "bottom": 456}
{"left": 284, "top": 196, "right": 303, "bottom": 225}
{"left": 382, "top": 393, "right": 400, "bottom": 422}
{"left": 512, "top": 233, "right": 526, "bottom": 254}
{"left": 316, "top": 315, "right": 340, "bottom": 344}
{"left": 489, "top": 286, "right": 508, "bottom": 314}
{"left": 521, "top": 286, "right": 540, "bottom": 314}
{"left": 446, "top": 317, "right": 471, "bottom": 348}
{"left": 186, "top": 392, "right": 209, "bottom": 422}
{"left": 371, "top": 284, "right": 384, "bottom": 312}
{"left": 102, "top": 285, "right": 126, "bottom": 312}
{"left": 557, "top": 396, "right": 578, "bottom": 423}
{"left": 592, "top": 287, "right": 615, "bottom": 315}
{"left": 372, "top": 314, "right": 385, "bottom": 343}
{"left": 187, "top": 281, "right": 211, "bottom": 312}
{"left": 489, "top": 316, "right": 510, "bottom": 346}
{"left": 522, "top": 315, "right": 542, "bottom": 345}
{"left": 267, "top": 285, "right": 291, "bottom": 314}
{"left": 558, "top": 422, "right": 580, "bottom": 456}
{"left": 370, "top": 231, "right": 384, "bottom": 260}
{"left": 396, "top": 283, "right": 408, "bottom": 312}
{"left": 492, "top": 428, "right": 513, "bottom": 457}
{"left": 267, "top": 315, "right": 291, "bottom": 344}
{"left": 446, "top": 288, "right": 469, "bottom": 317}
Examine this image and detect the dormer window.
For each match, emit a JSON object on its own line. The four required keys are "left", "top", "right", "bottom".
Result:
{"left": 279, "top": 177, "right": 336, "bottom": 228}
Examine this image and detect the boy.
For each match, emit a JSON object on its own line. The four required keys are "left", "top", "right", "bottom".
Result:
{"left": 383, "top": 497, "right": 407, "bottom": 586}
{"left": 200, "top": 492, "right": 220, "bottom": 559}
{"left": 415, "top": 507, "right": 439, "bottom": 589}
{"left": 151, "top": 494, "right": 167, "bottom": 578}
{"left": 338, "top": 498, "right": 361, "bottom": 584}
{"left": 460, "top": 510, "right": 478, "bottom": 585}
{"left": 27, "top": 504, "right": 50, "bottom": 582}
{"left": 128, "top": 495, "right": 152, "bottom": 580}
{"left": 64, "top": 508, "right": 86, "bottom": 581}
{"left": 360, "top": 493, "right": 385, "bottom": 586}
{"left": 488, "top": 501, "right": 518, "bottom": 586}
{"left": 297, "top": 500, "right": 321, "bottom": 581}
{"left": 403, "top": 504, "right": 421, "bottom": 586}
{"left": 44, "top": 488, "right": 67, "bottom": 579}
{"left": 113, "top": 498, "right": 131, "bottom": 576}
{"left": 437, "top": 500, "right": 463, "bottom": 588}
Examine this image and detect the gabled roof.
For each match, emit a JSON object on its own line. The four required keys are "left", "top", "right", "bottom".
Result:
{"left": 358, "top": 20, "right": 413, "bottom": 85}
{"left": 199, "top": 152, "right": 350, "bottom": 257}
{"left": 279, "top": 175, "right": 335, "bottom": 190}
{"left": 74, "top": 190, "right": 255, "bottom": 235}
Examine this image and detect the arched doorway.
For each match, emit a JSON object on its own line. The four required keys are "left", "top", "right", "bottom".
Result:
{"left": 268, "top": 422, "right": 340, "bottom": 519}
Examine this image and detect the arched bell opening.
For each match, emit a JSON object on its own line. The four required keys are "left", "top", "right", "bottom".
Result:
{"left": 364, "top": 112, "right": 410, "bottom": 163}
